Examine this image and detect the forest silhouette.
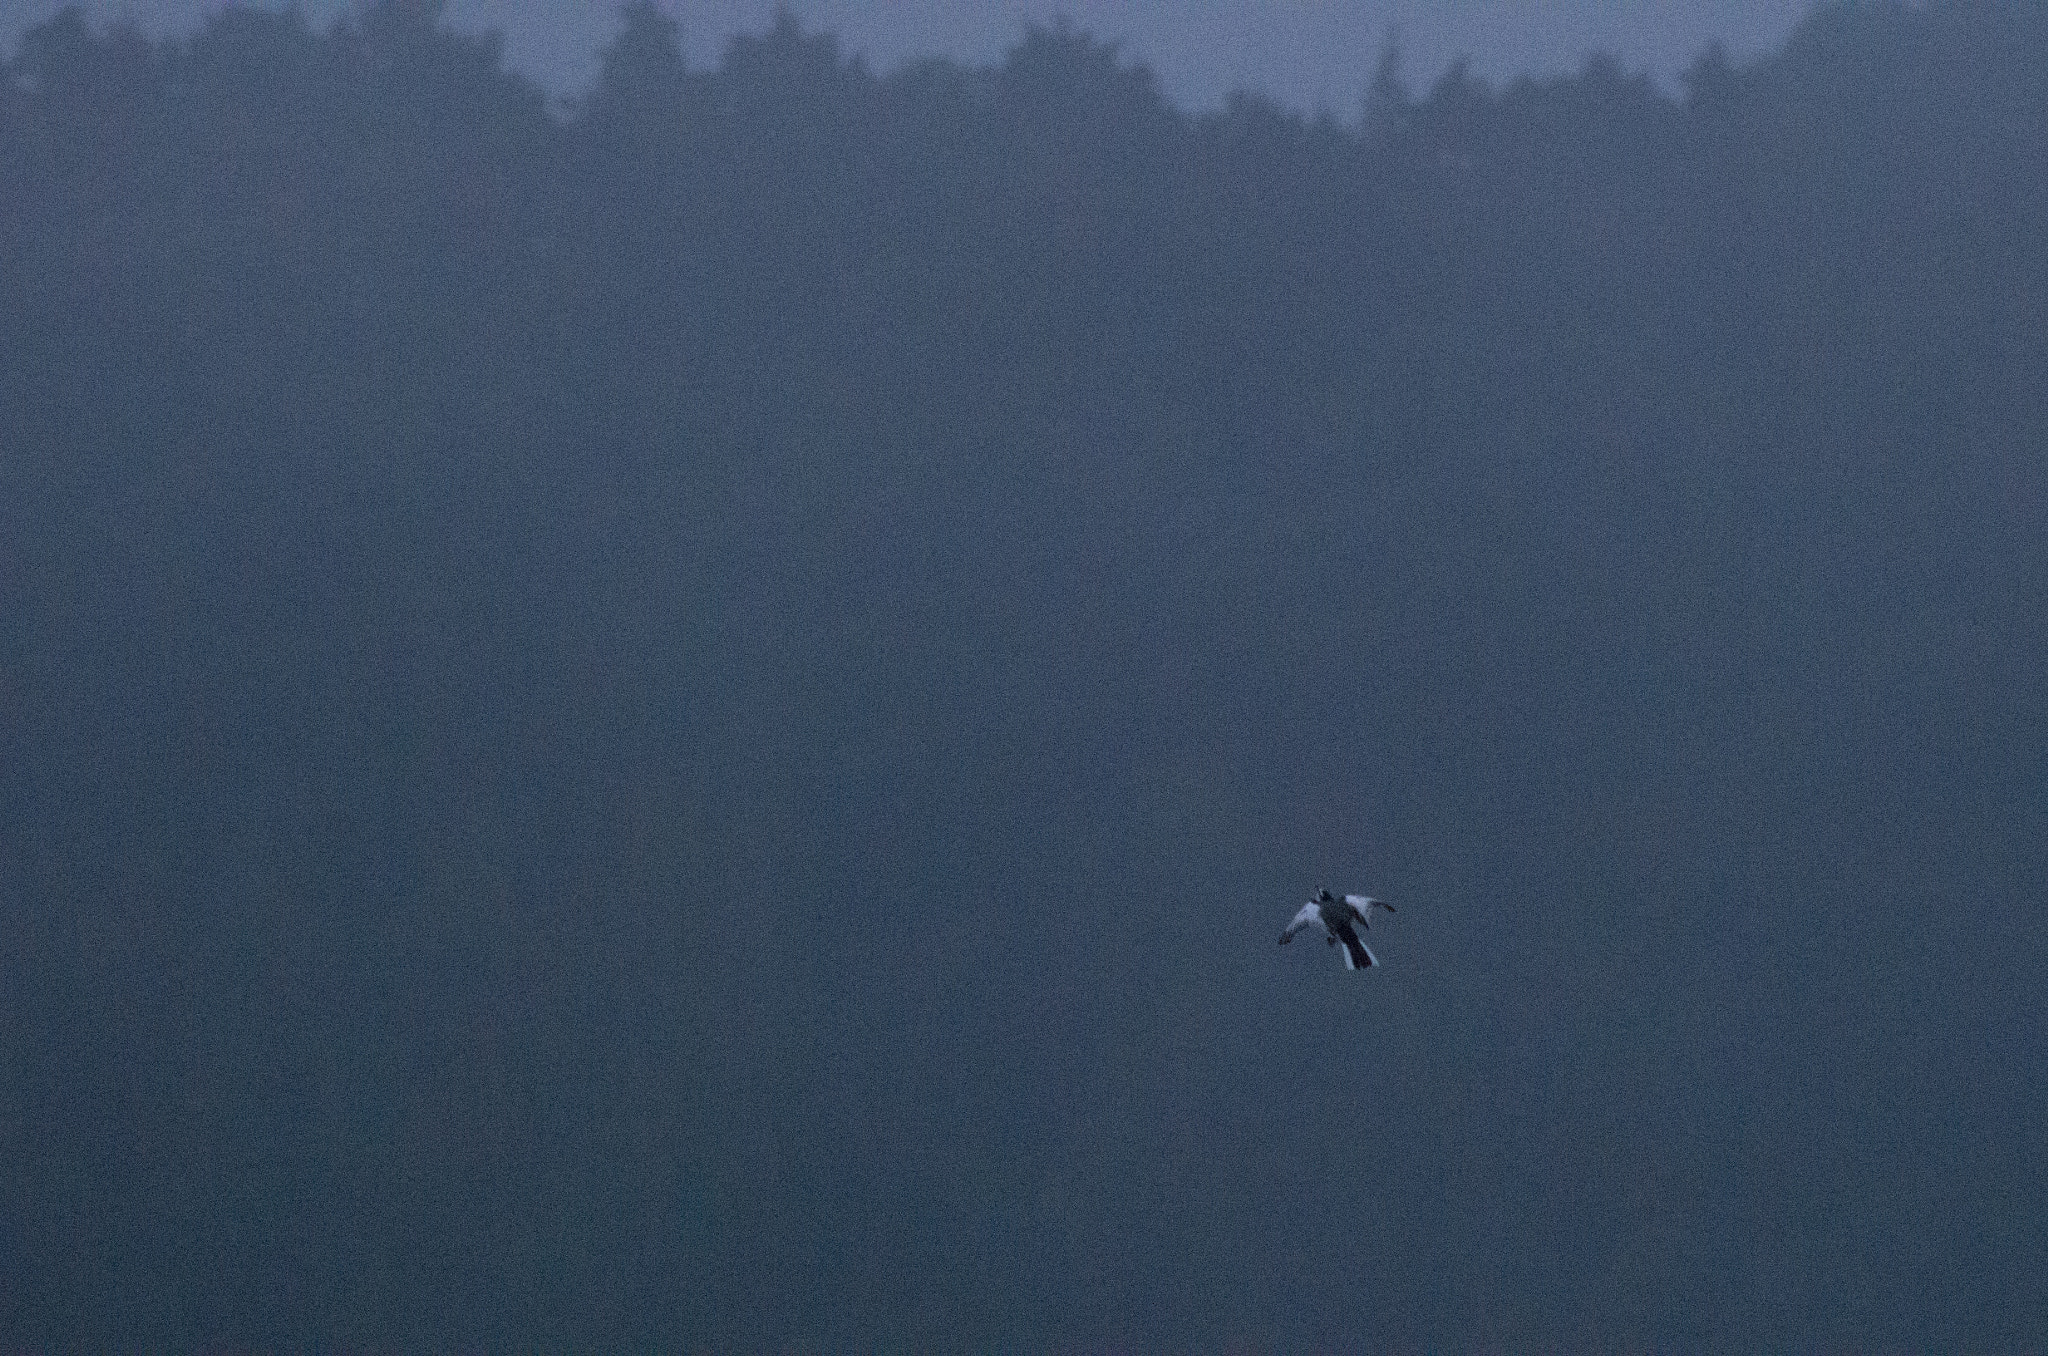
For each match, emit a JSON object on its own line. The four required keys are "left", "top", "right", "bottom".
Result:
{"left": 3, "top": 0, "right": 2044, "bottom": 1346}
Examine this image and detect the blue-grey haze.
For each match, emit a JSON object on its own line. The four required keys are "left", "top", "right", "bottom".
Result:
{"left": 3, "top": 0, "right": 2045, "bottom": 1348}
{"left": 2, "top": 0, "right": 1815, "bottom": 106}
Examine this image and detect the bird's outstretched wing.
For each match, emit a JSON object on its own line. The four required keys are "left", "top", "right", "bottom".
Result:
{"left": 1278, "top": 901, "right": 1321, "bottom": 944}
{"left": 1344, "top": 894, "right": 1394, "bottom": 927}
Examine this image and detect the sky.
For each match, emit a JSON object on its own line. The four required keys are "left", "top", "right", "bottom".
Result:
{"left": 3, "top": 0, "right": 1818, "bottom": 109}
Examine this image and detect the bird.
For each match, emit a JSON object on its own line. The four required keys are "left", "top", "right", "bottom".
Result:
{"left": 1279, "top": 889, "right": 1396, "bottom": 971}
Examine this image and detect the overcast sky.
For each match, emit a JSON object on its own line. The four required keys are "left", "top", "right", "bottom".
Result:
{"left": 7, "top": 0, "right": 1818, "bottom": 109}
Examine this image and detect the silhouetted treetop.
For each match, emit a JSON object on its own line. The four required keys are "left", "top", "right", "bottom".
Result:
{"left": 582, "top": 1, "right": 692, "bottom": 125}
{"left": 2, "top": 0, "right": 2043, "bottom": 461}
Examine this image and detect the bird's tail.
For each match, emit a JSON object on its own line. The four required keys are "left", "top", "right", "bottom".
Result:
{"left": 1334, "top": 923, "right": 1377, "bottom": 970}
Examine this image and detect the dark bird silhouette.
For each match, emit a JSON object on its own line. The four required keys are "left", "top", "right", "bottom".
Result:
{"left": 1279, "top": 888, "right": 1396, "bottom": 970}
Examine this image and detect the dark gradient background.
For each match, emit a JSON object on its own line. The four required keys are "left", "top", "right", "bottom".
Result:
{"left": 3, "top": 0, "right": 2044, "bottom": 1348}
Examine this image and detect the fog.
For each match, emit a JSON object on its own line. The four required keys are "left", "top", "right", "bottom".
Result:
{"left": 1, "top": 0, "right": 1815, "bottom": 105}
{"left": 3, "top": 0, "right": 2043, "bottom": 1347}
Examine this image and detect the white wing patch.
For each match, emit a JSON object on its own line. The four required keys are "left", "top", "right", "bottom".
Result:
{"left": 1281, "top": 901, "right": 1322, "bottom": 942}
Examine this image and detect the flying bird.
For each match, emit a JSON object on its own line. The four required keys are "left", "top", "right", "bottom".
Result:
{"left": 1279, "top": 889, "right": 1396, "bottom": 971}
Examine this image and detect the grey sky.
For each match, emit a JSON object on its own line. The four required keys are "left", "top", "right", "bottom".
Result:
{"left": 7, "top": 0, "right": 1817, "bottom": 109}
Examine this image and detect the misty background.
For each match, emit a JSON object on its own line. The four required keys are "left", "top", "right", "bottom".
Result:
{"left": 3, "top": 0, "right": 2044, "bottom": 1347}
{"left": 0, "top": 0, "right": 1820, "bottom": 108}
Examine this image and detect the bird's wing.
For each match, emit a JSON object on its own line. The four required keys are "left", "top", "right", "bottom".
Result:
{"left": 1279, "top": 901, "right": 1322, "bottom": 943}
{"left": 1344, "top": 894, "right": 1393, "bottom": 917}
